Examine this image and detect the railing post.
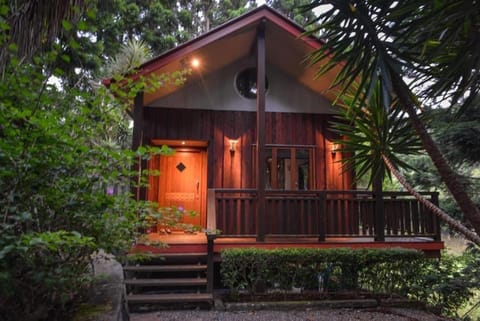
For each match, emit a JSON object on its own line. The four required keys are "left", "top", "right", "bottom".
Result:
{"left": 431, "top": 192, "right": 441, "bottom": 241}
{"left": 207, "top": 189, "right": 216, "bottom": 232}
{"left": 206, "top": 233, "right": 216, "bottom": 294}
{"left": 373, "top": 171, "right": 385, "bottom": 241}
{"left": 318, "top": 192, "right": 326, "bottom": 242}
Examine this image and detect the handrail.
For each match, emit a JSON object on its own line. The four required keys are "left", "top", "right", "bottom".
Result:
{"left": 209, "top": 189, "right": 441, "bottom": 241}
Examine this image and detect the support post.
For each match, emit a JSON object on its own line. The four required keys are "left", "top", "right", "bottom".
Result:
{"left": 131, "top": 92, "right": 145, "bottom": 201}
{"left": 318, "top": 192, "right": 326, "bottom": 242}
{"left": 431, "top": 192, "right": 441, "bottom": 241}
{"left": 256, "top": 20, "right": 266, "bottom": 242}
{"left": 206, "top": 233, "right": 216, "bottom": 293}
{"left": 373, "top": 167, "right": 385, "bottom": 241}
{"left": 207, "top": 189, "right": 216, "bottom": 232}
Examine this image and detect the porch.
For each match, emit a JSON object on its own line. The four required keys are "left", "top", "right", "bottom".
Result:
{"left": 128, "top": 190, "right": 443, "bottom": 306}
{"left": 208, "top": 189, "right": 441, "bottom": 242}
{"left": 134, "top": 189, "right": 443, "bottom": 256}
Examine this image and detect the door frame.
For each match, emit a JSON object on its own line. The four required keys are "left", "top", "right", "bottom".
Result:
{"left": 151, "top": 139, "right": 208, "bottom": 228}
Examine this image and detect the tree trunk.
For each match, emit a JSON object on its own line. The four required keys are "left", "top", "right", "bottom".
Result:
{"left": 382, "top": 155, "right": 480, "bottom": 246}
{"left": 389, "top": 70, "right": 480, "bottom": 234}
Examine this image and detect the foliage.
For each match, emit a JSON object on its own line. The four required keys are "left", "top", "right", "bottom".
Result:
{"left": 305, "top": 0, "right": 480, "bottom": 112}
{"left": 0, "top": 0, "right": 88, "bottom": 73}
{"left": 304, "top": 0, "right": 480, "bottom": 242}
{"left": 429, "top": 101, "right": 480, "bottom": 167}
{"left": 267, "top": 0, "right": 317, "bottom": 27}
{"left": 0, "top": 232, "right": 94, "bottom": 321}
{"left": 0, "top": 10, "right": 179, "bottom": 320}
{"left": 221, "top": 247, "right": 480, "bottom": 316}
{"left": 39, "top": 1, "right": 323, "bottom": 87}
{"left": 331, "top": 82, "right": 422, "bottom": 187}
{"left": 46, "top": 0, "right": 258, "bottom": 87}
{"left": 400, "top": 103, "right": 480, "bottom": 227}
{"left": 221, "top": 248, "right": 423, "bottom": 294}
{"left": 139, "top": 204, "right": 200, "bottom": 237}
{"left": 411, "top": 252, "right": 476, "bottom": 316}
{"left": 102, "top": 38, "right": 152, "bottom": 79}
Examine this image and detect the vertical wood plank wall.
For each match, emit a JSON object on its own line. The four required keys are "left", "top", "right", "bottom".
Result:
{"left": 143, "top": 107, "right": 352, "bottom": 190}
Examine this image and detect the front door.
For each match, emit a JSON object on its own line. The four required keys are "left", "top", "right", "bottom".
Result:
{"left": 149, "top": 148, "right": 207, "bottom": 228}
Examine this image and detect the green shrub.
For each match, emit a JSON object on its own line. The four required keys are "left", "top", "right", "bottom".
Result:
{"left": 221, "top": 248, "right": 424, "bottom": 295}
{"left": 0, "top": 232, "right": 95, "bottom": 321}
{"left": 0, "top": 14, "right": 172, "bottom": 321}
{"left": 221, "top": 247, "right": 480, "bottom": 316}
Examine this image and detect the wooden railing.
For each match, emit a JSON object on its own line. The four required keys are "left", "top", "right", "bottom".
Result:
{"left": 209, "top": 189, "right": 441, "bottom": 241}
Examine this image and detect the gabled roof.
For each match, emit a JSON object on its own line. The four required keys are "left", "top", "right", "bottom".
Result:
{"left": 119, "top": 5, "right": 340, "bottom": 105}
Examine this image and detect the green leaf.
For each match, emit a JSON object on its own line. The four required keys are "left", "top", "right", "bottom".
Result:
{"left": 0, "top": 5, "right": 9, "bottom": 16}
{"left": 61, "top": 20, "right": 73, "bottom": 32}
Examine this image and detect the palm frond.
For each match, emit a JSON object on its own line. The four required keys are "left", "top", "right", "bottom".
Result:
{"left": 104, "top": 39, "right": 152, "bottom": 79}
{"left": 331, "top": 81, "right": 422, "bottom": 187}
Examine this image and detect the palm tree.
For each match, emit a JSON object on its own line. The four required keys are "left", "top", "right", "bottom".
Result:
{"left": 306, "top": 0, "right": 480, "bottom": 240}
{"left": 332, "top": 81, "right": 480, "bottom": 245}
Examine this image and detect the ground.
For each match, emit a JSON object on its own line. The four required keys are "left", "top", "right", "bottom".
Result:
{"left": 130, "top": 308, "right": 454, "bottom": 321}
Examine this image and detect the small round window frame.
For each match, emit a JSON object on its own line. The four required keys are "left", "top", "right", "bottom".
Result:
{"left": 234, "top": 67, "right": 269, "bottom": 100}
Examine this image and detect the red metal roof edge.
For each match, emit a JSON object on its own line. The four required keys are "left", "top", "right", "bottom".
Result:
{"left": 103, "top": 5, "right": 322, "bottom": 85}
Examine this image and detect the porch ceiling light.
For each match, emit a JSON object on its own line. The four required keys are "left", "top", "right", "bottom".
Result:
{"left": 191, "top": 58, "right": 200, "bottom": 68}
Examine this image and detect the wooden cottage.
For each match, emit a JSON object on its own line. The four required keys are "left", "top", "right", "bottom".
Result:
{"left": 117, "top": 5, "right": 443, "bottom": 306}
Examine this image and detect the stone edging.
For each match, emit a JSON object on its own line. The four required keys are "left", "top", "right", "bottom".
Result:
{"left": 217, "top": 298, "right": 418, "bottom": 312}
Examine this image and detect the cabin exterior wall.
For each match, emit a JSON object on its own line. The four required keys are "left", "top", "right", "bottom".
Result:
{"left": 143, "top": 108, "right": 352, "bottom": 191}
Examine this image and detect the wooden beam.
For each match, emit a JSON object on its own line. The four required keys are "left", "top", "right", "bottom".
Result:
{"left": 373, "top": 168, "right": 385, "bottom": 241}
{"left": 290, "top": 147, "right": 296, "bottom": 190}
{"left": 132, "top": 92, "right": 145, "bottom": 201}
{"left": 206, "top": 233, "right": 216, "bottom": 293}
{"left": 318, "top": 192, "right": 326, "bottom": 241}
{"left": 132, "top": 92, "right": 144, "bottom": 151}
{"left": 256, "top": 21, "right": 266, "bottom": 242}
{"left": 207, "top": 189, "right": 216, "bottom": 231}
{"left": 431, "top": 192, "right": 441, "bottom": 241}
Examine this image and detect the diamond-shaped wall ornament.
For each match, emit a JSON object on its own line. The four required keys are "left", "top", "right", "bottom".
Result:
{"left": 176, "top": 162, "right": 186, "bottom": 172}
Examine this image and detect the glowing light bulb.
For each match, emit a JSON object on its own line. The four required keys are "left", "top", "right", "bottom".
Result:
{"left": 191, "top": 58, "right": 200, "bottom": 68}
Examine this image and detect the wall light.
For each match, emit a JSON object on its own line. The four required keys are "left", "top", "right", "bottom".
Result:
{"left": 229, "top": 139, "right": 239, "bottom": 153}
{"left": 331, "top": 141, "right": 340, "bottom": 156}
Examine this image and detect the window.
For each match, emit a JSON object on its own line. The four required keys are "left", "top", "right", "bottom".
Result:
{"left": 262, "top": 145, "right": 314, "bottom": 190}
{"left": 235, "top": 67, "right": 269, "bottom": 99}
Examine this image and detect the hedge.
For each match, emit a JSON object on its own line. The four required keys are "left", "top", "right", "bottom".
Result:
{"left": 220, "top": 247, "right": 424, "bottom": 296}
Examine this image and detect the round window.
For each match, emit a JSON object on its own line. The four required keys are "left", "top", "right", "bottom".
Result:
{"left": 235, "top": 67, "right": 269, "bottom": 99}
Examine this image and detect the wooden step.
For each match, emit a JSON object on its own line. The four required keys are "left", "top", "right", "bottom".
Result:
{"left": 157, "top": 252, "right": 207, "bottom": 258}
{"left": 124, "top": 264, "right": 207, "bottom": 272}
{"left": 128, "top": 252, "right": 207, "bottom": 260}
{"left": 125, "top": 278, "right": 207, "bottom": 287}
{"left": 127, "top": 293, "right": 213, "bottom": 304}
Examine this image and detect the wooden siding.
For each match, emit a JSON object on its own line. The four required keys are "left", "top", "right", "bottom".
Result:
{"left": 143, "top": 107, "right": 352, "bottom": 190}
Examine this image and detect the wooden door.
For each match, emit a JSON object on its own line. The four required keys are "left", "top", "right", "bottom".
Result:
{"left": 149, "top": 148, "right": 207, "bottom": 227}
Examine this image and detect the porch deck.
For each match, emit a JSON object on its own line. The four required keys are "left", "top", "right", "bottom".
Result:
{"left": 133, "top": 231, "right": 444, "bottom": 257}
{"left": 132, "top": 189, "right": 444, "bottom": 257}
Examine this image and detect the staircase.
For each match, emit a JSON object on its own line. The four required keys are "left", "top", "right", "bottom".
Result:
{"left": 124, "top": 252, "right": 214, "bottom": 310}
